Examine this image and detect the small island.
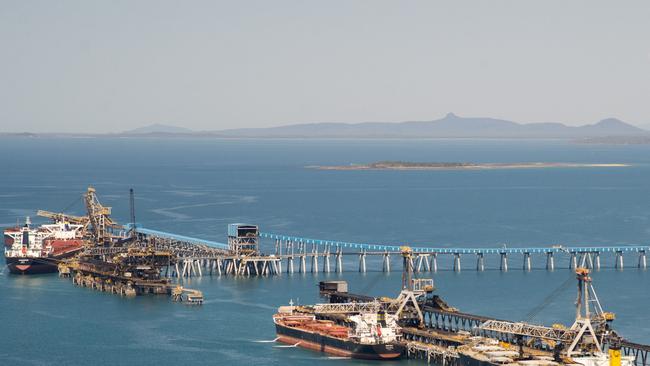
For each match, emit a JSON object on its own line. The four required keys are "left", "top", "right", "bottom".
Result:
{"left": 309, "top": 161, "right": 629, "bottom": 171}
{"left": 574, "top": 136, "right": 650, "bottom": 145}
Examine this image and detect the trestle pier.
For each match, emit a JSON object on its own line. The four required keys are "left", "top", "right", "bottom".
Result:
{"left": 319, "top": 285, "right": 650, "bottom": 366}
{"left": 420, "top": 306, "right": 650, "bottom": 366}
{"left": 264, "top": 232, "right": 650, "bottom": 273}
{"left": 154, "top": 249, "right": 649, "bottom": 277}
{"left": 402, "top": 339, "right": 460, "bottom": 366}
{"left": 106, "top": 223, "right": 650, "bottom": 281}
{"left": 61, "top": 259, "right": 178, "bottom": 298}
{"left": 622, "top": 341, "right": 650, "bottom": 366}
{"left": 162, "top": 255, "right": 283, "bottom": 277}
{"left": 118, "top": 226, "right": 650, "bottom": 276}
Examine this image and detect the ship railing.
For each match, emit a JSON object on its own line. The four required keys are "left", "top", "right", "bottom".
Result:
{"left": 313, "top": 301, "right": 382, "bottom": 314}
{"left": 478, "top": 320, "right": 577, "bottom": 342}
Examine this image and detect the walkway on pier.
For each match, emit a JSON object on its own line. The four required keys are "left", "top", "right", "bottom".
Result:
{"left": 126, "top": 226, "right": 282, "bottom": 277}
{"left": 261, "top": 231, "right": 650, "bottom": 272}
{"left": 259, "top": 231, "right": 649, "bottom": 255}
{"left": 132, "top": 226, "right": 229, "bottom": 250}
{"left": 115, "top": 224, "right": 650, "bottom": 276}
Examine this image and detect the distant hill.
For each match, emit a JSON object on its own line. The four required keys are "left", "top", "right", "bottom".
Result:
{"left": 213, "top": 113, "right": 648, "bottom": 139}
{"left": 124, "top": 123, "right": 193, "bottom": 134}
{"left": 3, "top": 115, "right": 647, "bottom": 140}
{"left": 576, "top": 136, "right": 650, "bottom": 145}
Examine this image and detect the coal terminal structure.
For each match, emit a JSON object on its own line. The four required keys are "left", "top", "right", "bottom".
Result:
{"left": 4, "top": 187, "right": 650, "bottom": 365}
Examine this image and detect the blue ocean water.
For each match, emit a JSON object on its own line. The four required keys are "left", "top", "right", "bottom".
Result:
{"left": 1, "top": 138, "right": 649, "bottom": 366}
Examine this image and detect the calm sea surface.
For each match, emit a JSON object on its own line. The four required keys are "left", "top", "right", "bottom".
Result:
{"left": 1, "top": 138, "right": 649, "bottom": 366}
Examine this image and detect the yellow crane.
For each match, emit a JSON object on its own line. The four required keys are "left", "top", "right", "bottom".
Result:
{"left": 84, "top": 186, "right": 122, "bottom": 245}
{"left": 36, "top": 210, "right": 89, "bottom": 226}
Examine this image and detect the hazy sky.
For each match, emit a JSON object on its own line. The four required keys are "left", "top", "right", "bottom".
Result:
{"left": 1, "top": 1, "right": 650, "bottom": 133}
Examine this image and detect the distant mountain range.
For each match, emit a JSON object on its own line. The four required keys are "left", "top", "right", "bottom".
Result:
{"left": 213, "top": 113, "right": 647, "bottom": 139}
{"left": 2, "top": 114, "right": 648, "bottom": 139}
{"left": 124, "top": 123, "right": 193, "bottom": 134}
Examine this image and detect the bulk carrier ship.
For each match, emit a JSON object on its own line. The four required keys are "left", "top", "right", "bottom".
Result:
{"left": 273, "top": 301, "right": 404, "bottom": 360}
{"left": 272, "top": 247, "right": 645, "bottom": 366}
{"left": 4, "top": 217, "right": 85, "bottom": 274}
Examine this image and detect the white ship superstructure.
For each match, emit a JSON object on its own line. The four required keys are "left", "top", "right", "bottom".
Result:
{"left": 4, "top": 217, "right": 85, "bottom": 274}
{"left": 4, "top": 217, "right": 45, "bottom": 258}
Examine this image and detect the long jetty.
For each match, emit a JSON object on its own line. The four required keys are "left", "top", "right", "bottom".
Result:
{"left": 125, "top": 224, "right": 650, "bottom": 277}
{"left": 324, "top": 288, "right": 650, "bottom": 366}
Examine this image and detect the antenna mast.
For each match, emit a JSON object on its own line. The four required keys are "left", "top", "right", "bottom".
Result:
{"left": 129, "top": 188, "right": 136, "bottom": 239}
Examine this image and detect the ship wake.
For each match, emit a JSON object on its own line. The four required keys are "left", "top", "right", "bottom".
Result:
{"left": 273, "top": 342, "right": 301, "bottom": 348}
{"left": 253, "top": 337, "right": 279, "bottom": 343}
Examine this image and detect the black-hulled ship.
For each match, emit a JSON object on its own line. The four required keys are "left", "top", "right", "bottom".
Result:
{"left": 4, "top": 217, "right": 84, "bottom": 274}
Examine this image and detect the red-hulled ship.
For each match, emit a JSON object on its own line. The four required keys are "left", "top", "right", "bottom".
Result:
{"left": 273, "top": 302, "right": 403, "bottom": 360}
{"left": 4, "top": 217, "right": 85, "bottom": 274}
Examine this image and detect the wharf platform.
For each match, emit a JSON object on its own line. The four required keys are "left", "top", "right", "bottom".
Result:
{"left": 322, "top": 289, "right": 650, "bottom": 366}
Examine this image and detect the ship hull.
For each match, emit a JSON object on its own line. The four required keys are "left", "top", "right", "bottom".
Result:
{"left": 5, "top": 247, "right": 82, "bottom": 275}
{"left": 275, "top": 323, "right": 403, "bottom": 360}
{"left": 6, "top": 257, "right": 58, "bottom": 274}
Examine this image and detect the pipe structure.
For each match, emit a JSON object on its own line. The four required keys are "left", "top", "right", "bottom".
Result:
{"left": 523, "top": 252, "right": 532, "bottom": 271}
{"left": 639, "top": 251, "right": 647, "bottom": 269}
{"left": 476, "top": 253, "right": 485, "bottom": 271}
{"left": 500, "top": 252, "right": 508, "bottom": 272}
{"left": 430, "top": 253, "right": 438, "bottom": 273}
{"left": 453, "top": 253, "right": 461, "bottom": 272}
{"left": 546, "top": 252, "right": 554, "bottom": 271}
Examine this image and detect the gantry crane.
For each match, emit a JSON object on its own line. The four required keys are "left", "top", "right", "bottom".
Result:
{"left": 479, "top": 267, "right": 617, "bottom": 358}
{"left": 391, "top": 246, "right": 434, "bottom": 326}
{"left": 84, "top": 186, "right": 123, "bottom": 245}
{"left": 566, "top": 267, "right": 615, "bottom": 356}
